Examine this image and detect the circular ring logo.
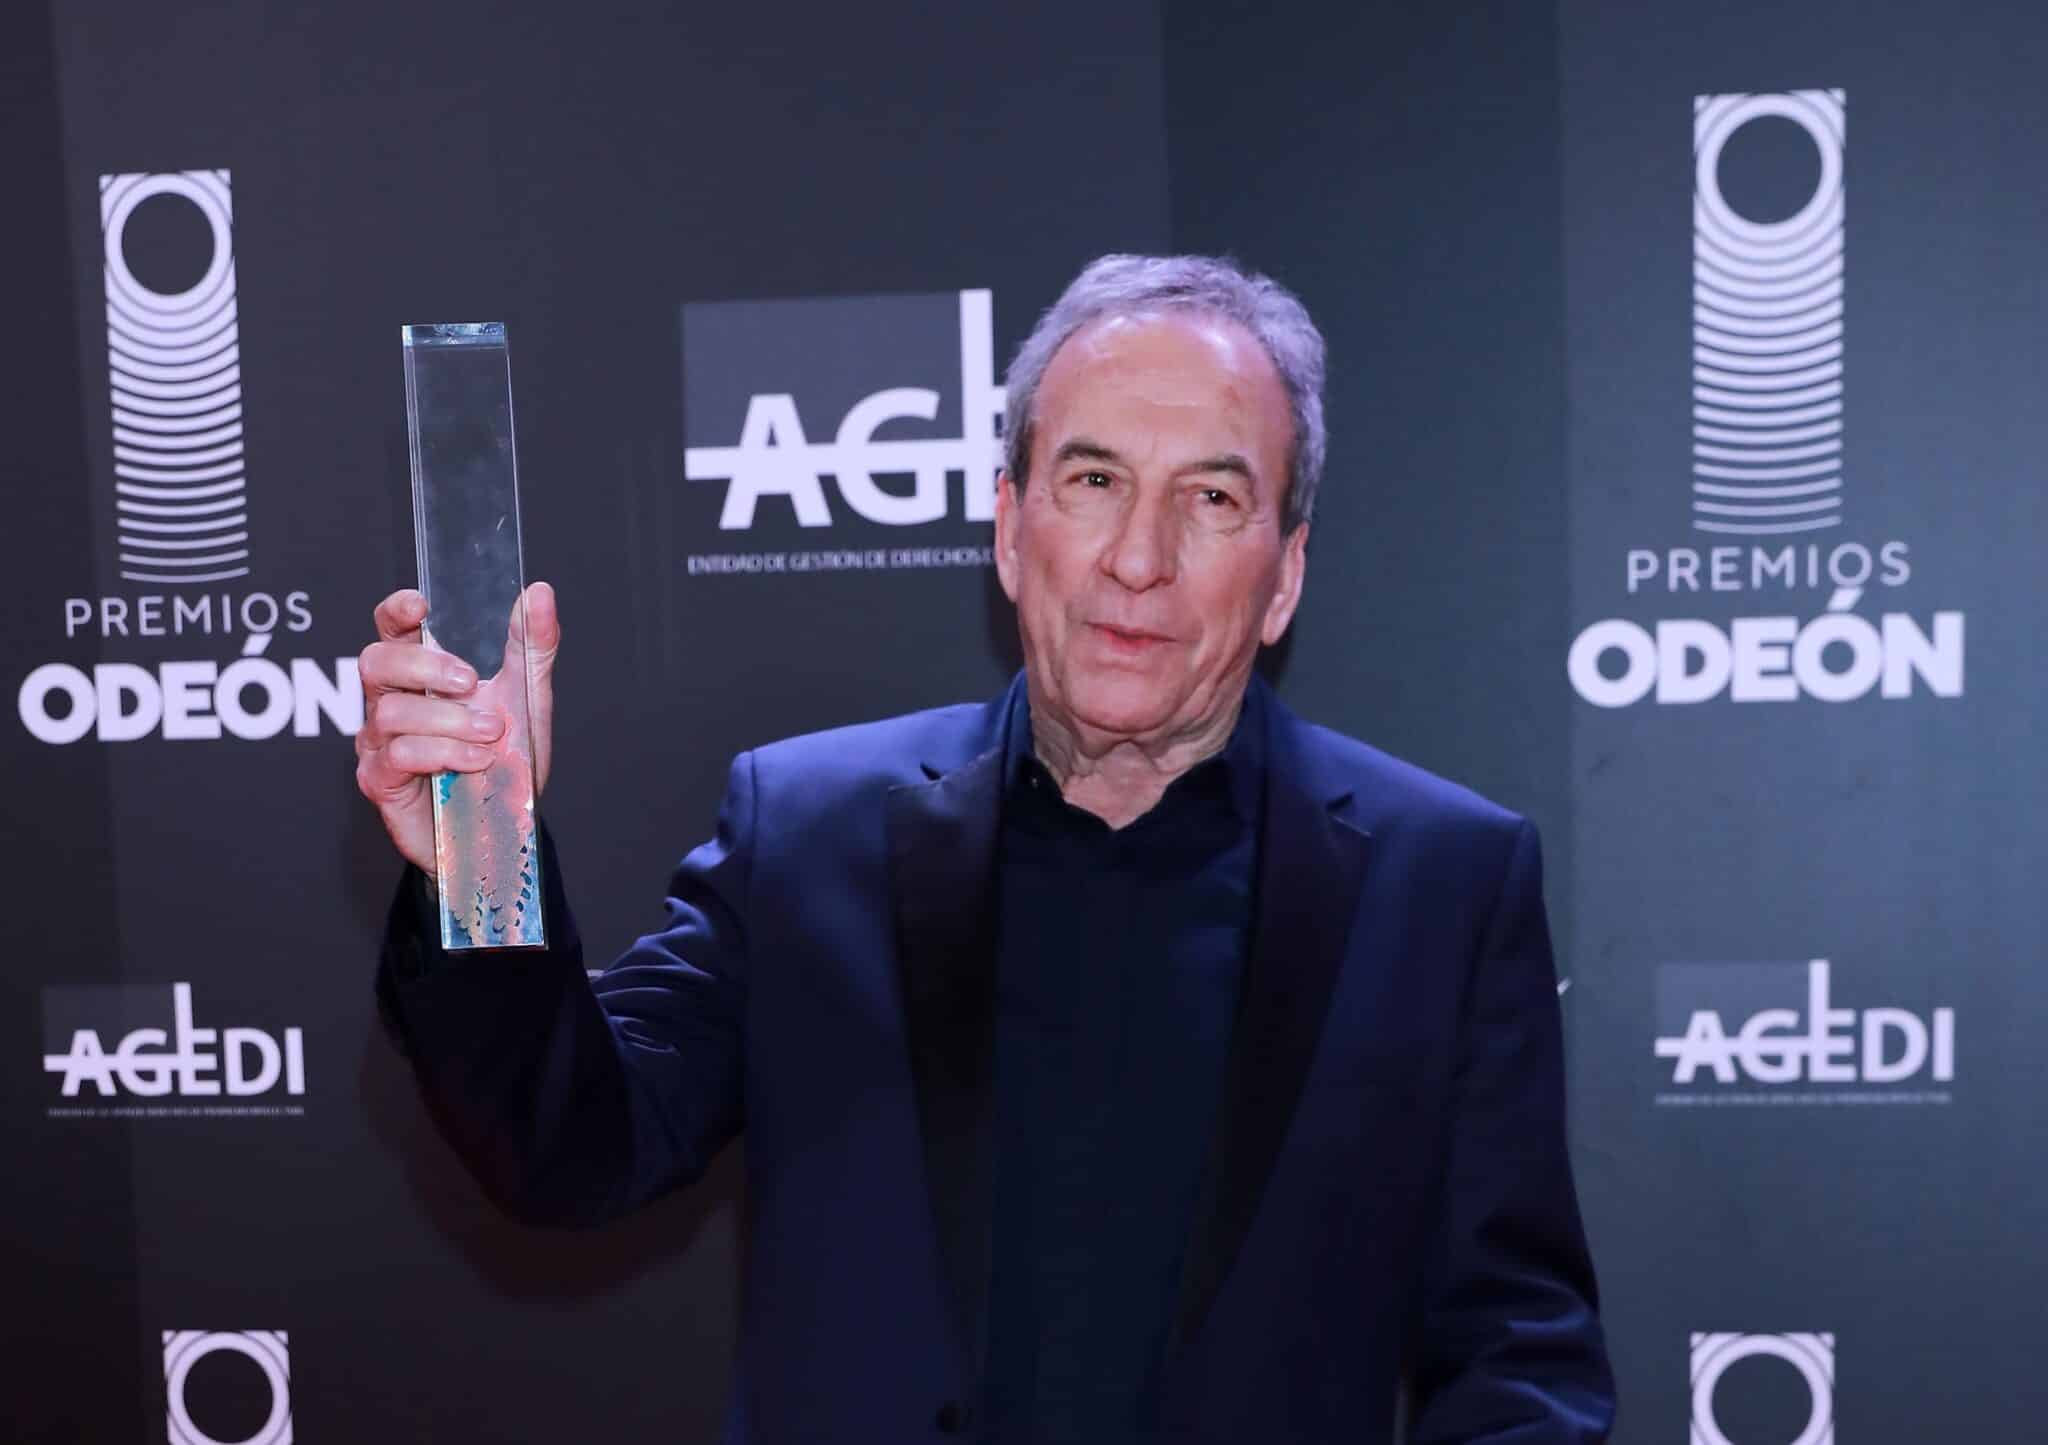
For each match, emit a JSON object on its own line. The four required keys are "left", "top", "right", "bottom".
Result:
{"left": 162, "top": 1330, "right": 292, "bottom": 1445}
{"left": 103, "top": 172, "right": 234, "bottom": 320}
{"left": 1689, "top": 1331, "right": 1834, "bottom": 1445}
{"left": 1690, "top": 89, "right": 1847, "bottom": 538}
{"left": 1695, "top": 93, "right": 1843, "bottom": 250}
{"left": 97, "top": 168, "right": 251, "bottom": 585}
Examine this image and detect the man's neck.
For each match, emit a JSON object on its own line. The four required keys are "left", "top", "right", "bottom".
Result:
{"left": 1030, "top": 694, "right": 1242, "bottom": 830}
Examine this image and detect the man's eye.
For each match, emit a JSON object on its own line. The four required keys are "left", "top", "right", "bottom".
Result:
{"left": 1079, "top": 471, "right": 1113, "bottom": 488}
{"left": 1198, "top": 488, "right": 1237, "bottom": 507}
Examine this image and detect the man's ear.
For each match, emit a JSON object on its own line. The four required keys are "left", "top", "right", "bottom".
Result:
{"left": 994, "top": 470, "right": 1022, "bottom": 603}
{"left": 1261, "top": 522, "right": 1309, "bottom": 646}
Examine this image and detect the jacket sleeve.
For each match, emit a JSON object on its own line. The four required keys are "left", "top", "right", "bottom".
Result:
{"left": 375, "top": 751, "right": 756, "bottom": 1227}
{"left": 1405, "top": 819, "right": 1617, "bottom": 1442}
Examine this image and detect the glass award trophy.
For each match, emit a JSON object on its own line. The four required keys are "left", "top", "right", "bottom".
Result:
{"left": 401, "top": 322, "right": 546, "bottom": 950}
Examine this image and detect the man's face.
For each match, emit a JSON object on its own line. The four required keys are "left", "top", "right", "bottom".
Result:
{"left": 994, "top": 311, "right": 1308, "bottom": 750}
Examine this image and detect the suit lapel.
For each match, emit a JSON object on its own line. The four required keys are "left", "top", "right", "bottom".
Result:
{"left": 1168, "top": 695, "right": 1372, "bottom": 1355}
{"left": 886, "top": 725, "right": 1009, "bottom": 1374}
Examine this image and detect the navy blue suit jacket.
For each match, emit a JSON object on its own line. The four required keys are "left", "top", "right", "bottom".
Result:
{"left": 379, "top": 675, "right": 1614, "bottom": 1443}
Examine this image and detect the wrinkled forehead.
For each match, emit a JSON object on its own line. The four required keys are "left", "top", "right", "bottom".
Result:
{"left": 1052, "top": 308, "right": 1271, "bottom": 380}
{"left": 1034, "top": 310, "right": 1292, "bottom": 459}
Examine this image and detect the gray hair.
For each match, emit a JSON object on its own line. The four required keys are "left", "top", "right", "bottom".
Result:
{"left": 1001, "top": 253, "right": 1327, "bottom": 533}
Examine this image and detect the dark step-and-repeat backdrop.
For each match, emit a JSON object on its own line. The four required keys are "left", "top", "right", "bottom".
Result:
{"left": 5, "top": 2, "right": 2042, "bottom": 1440}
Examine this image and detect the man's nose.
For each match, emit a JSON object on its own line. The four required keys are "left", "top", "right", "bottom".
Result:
{"left": 1101, "top": 488, "right": 1177, "bottom": 592}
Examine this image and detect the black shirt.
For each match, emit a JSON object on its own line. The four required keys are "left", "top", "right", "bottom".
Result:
{"left": 979, "top": 692, "right": 1264, "bottom": 1444}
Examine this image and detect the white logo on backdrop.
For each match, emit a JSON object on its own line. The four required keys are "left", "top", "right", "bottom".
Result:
{"left": 17, "top": 621, "right": 358, "bottom": 745}
{"left": 1565, "top": 89, "right": 1966, "bottom": 708}
{"left": 100, "top": 171, "right": 250, "bottom": 585}
{"left": 163, "top": 1330, "right": 292, "bottom": 1445}
{"left": 12, "top": 169, "right": 360, "bottom": 746}
{"left": 685, "top": 289, "right": 1003, "bottom": 531}
{"left": 1654, "top": 959, "right": 1954, "bottom": 1105}
{"left": 1692, "top": 91, "right": 1845, "bottom": 536}
{"left": 42, "top": 984, "right": 306, "bottom": 1117}
{"left": 1568, "top": 585, "right": 1961, "bottom": 707}
{"left": 1691, "top": 1332, "right": 1833, "bottom": 1445}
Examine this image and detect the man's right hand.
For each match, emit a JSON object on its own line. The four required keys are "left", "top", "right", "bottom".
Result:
{"left": 354, "top": 582, "right": 560, "bottom": 877}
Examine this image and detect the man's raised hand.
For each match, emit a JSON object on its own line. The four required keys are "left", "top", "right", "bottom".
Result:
{"left": 354, "top": 582, "right": 560, "bottom": 876}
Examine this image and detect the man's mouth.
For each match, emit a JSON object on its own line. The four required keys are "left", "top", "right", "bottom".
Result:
{"left": 1088, "top": 622, "right": 1174, "bottom": 647}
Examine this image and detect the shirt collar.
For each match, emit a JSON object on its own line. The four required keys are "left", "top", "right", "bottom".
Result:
{"left": 1003, "top": 674, "right": 1267, "bottom": 830}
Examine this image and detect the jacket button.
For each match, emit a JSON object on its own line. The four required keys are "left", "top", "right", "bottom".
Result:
{"left": 934, "top": 1400, "right": 975, "bottom": 1434}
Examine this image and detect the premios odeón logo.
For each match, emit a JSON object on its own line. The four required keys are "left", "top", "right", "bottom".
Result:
{"left": 1568, "top": 90, "right": 1965, "bottom": 708}
{"left": 677, "top": 288, "right": 1003, "bottom": 577}
{"left": 14, "top": 168, "right": 360, "bottom": 747}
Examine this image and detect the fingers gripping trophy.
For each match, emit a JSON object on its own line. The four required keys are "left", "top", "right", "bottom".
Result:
{"left": 355, "top": 323, "right": 556, "bottom": 949}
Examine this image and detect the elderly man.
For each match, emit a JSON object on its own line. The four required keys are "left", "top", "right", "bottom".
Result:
{"left": 359, "top": 254, "right": 1614, "bottom": 1443}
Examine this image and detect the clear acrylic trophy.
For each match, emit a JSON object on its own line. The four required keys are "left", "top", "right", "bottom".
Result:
{"left": 401, "top": 322, "right": 545, "bottom": 949}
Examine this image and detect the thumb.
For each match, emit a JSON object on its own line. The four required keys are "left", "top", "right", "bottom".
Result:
{"left": 504, "top": 581, "right": 560, "bottom": 684}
